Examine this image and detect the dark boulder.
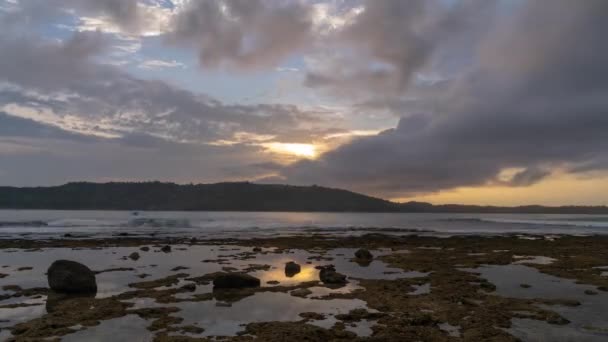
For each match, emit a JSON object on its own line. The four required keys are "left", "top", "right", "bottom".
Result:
{"left": 319, "top": 265, "right": 347, "bottom": 285}
{"left": 213, "top": 273, "right": 260, "bottom": 289}
{"left": 285, "top": 261, "right": 301, "bottom": 277}
{"left": 161, "top": 245, "right": 171, "bottom": 253}
{"left": 128, "top": 252, "right": 140, "bottom": 261}
{"left": 355, "top": 248, "right": 373, "bottom": 260}
{"left": 47, "top": 260, "right": 97, "bottom": 294}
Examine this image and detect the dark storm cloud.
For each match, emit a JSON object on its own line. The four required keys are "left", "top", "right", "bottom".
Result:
{"left": 304, "top": 0, "right": 431, "bottom": 95}
{"left": 167, "top": 0, "right": 315, "bottom": 69}
{"left": 304, "top": 0, "right": 499, "bottom": 98}
{"left": 281, "top": 0, "right": 608, "bottom": 196}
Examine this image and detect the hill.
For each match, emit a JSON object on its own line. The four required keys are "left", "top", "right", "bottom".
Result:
{"left": 0, "top": 182, "right": 606, "bottom": 213}
{"left": 0, "top": 182, "right": 399, "bottom": 212}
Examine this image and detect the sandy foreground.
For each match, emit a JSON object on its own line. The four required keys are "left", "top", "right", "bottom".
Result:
{"left": 1, "top": 233, "right": 608, "bottom": 341}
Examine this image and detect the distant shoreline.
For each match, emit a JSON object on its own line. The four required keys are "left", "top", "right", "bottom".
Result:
{"left": 1, "top": 181, "right": 607, "bottom": 214}
{"left": 1, "top": 208, "right": 608, "bottom": 215}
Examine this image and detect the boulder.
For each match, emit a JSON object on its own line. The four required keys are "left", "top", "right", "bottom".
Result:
{"left": 285, "top": 261, "right": 301, "bottom": 277}
{"left": 319, "top": 265, "right": 347, "bottom": 285}
{"left": 128, "top": 252, "right": 140, "bottom": 261}
{"left": 47, "top": 260, "right": 97, "bottom": 294}
{"left": 161, "top": 245, "right": 171, "bottom": 253}
{"left": 213, "top": 273, "right": 260, "bottom": 289}
{"left": 140, "top": 246, "right": 150, "bottom": 252}
{"left": 355, "top": 248, "right": 373, "bottom": 260}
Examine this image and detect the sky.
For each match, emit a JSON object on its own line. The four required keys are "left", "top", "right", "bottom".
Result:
{"left": 0, "top": 0, "right": 607, "bottom": 206}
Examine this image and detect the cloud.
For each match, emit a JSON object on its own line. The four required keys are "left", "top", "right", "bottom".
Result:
{"left": 0, "top": 11, "right": 350, "bottom": 186}
{"left": 138, "top": 59, "right": 185, "bottom": 69}
{"left": 0, "top": 132, "right": 271, "bottom": 186}
{"left": 280, "top": 0, "right": 608, "bottom": 197}
{"left": 302, "top": 0, "right": 499, "bottom": 99}
{"left": 2, "top": 0, "right": 158, "bottom": 35}
{"left": 0, "top": 30, "right": 330, "bottom": 144}
{"left": 1, "top": 0, "right": 607, "bottom": 202}
{"left": 167, "top": 0, "right": 315, "bottom": 69}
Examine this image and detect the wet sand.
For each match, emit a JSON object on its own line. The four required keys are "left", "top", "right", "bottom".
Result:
{"left": 1, "top": 233, "right": 608, "bottom": 341}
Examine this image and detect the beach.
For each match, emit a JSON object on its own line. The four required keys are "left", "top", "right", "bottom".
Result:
{"left": 1, "top": 211, "right": 608, "bottom": 341}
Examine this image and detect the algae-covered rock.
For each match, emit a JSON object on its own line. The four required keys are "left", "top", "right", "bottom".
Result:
{"left": 355, "top": 248, "right": 373, "bottom": 260}
{"left": 213, "top": 273, "right": 261, "bottom": 289}
{"left": 47, "top": 260, "right": 97, "bottom": 294}
{"left": 319, "top": 265, "right": 347, "bottom": 285}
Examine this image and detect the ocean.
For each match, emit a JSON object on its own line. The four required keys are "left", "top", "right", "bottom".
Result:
{"left": 1, "top": 210, "right": 607, "bottom": 239}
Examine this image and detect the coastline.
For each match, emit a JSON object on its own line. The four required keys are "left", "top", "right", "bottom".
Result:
{"left": 1, "top": 233, "right": 608, "bottom": 341}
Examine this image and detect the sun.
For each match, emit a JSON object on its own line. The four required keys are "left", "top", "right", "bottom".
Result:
{"left": 262, "top": 142, "right": 318, "bottom": 158}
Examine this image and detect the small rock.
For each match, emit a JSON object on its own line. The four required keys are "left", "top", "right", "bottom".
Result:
{"left": 171, "top": 266, "right": 189, "bottom": 271}
{"left": 128, "top": 252, "right": 140, "bottom": 261}
{"left": 48, "top": 260, "right": 97, "bottom": 294}
{"left": 213, "top": 273, "right": 260, "bottom": 289}
{"left": 410, "top": 313, "right": 436, "bottom": 326}
{"left": 2, "top": 285, "right": 21, "bottom": 292}
{"left": 285, "top": 261, "right": 301, "bottom": 277}
{"left": 319, "top": 265, "right": 347, "bottom": 285}
{"left": 161, "top": 245, "right": 171, "bottom": 253}
{"left": 355, "top": 248, "right": 373, "bottom": 260}
{"left": 479, "top": 281, "right": 496, "bottom": 291}
{"left": 181, "top": 283, "right": 196, "bottom": 292}
{"left": 299, "top": 312, "right": 326, "bottom": 320}
{"left": 290, "top": 288, "right": 312, "bottom": 298}
{"left": 140, "top": 246, "right": 150, "bottom": 252}
{"left": 267, "top": 280, "right": 280, "bottom": 285}
{"left": 216, "top": 301, "right": 232, "bottom": 307}
{"left": 520, "top": 283, "right": 531, "bottom": 288}
{"left": 585, "top": 289, "right": 598, "bottom": 295}
{"left": 547, "top": 316, "right": 570, "bottom": 325}
{"left": 253, "top": 247, "right": 262, "bottom": 252}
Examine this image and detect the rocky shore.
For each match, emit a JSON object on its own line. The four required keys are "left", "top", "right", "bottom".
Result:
{"left": 1, "top": 233, "right": 608, "bottom": 341}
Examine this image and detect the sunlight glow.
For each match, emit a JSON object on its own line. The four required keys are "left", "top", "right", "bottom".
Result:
{"left": 394, "top": 172, "right": 608, "bottom": 206}
{"left": 262, "top": 142, "right": 318, "bottom": 158}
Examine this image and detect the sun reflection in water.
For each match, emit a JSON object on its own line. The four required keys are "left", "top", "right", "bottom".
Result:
{"left": 255, "top": 264, "right": 319, "bottom": 285}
